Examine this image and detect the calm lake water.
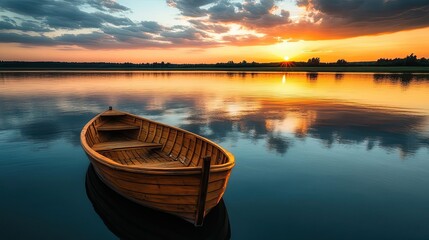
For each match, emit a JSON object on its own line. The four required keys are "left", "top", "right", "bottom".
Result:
{"left": 1, "top": 71, "right": 429, "bottom": 239}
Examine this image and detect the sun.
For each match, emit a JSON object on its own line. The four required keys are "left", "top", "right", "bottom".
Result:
{"left": 281, "top": 55, "right": 294, "bottom": 67}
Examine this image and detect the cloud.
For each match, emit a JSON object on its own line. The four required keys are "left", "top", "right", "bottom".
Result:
{"left": 19, "top": 20, "right": 52, "bottom": 32}
{"left": 160, "top": 27, "right": 220, "bottom": 46}
{"left": 0, "top": 20, "right": 15, "bottom": 30}
{"left": 55, "top": 32, "right": 111, "bottom": 47}
{"left": 0, "top": 0, "right": 223, "bottom": 49}
{"left": 188, "top": 20, "right": 230, "bottom": 33}
{"left": 140, "top": 21, "right": 164, "bottom": 34}
{"left": 94, "top": 12, "right": 133, "bottom": 26}
{"left": 0, "top": 32, "right": 54, "bottom": 45}
{"left": 287, "top": 0, "right": 429, "bottom": 39}
{"left": 222, "top": 34, "right": 279, "bottom": 46}
{"left": 101, "top": 26, "right": 151, "bottom": 42}
{"left": 0, "top": 0, "right": 132, "bottom": 29}
{"left": 205, "top": 0, "right": 242, "bottom": 21}
{"left": 166, "top": 0, "right": 292, "bottom": 28}
{"left": 206, "top": 0, "right": 291, "bottom": 28}
{"left": 166, "top": 0, "right": 215, "bottom": 17}
{"left": 172, "top": 0, "right": 429, "bottom": 41}
{"left": 86, "top": 0, "right": 131, "bottom": 12}
{"left": 161, "top": 28, "right": 208, "bottom": 41}
{"left": 0, "top": 19, "right": 52, "bottom": 32}
{"left": 1, "top": 0, "right": 428, "bottom": 50}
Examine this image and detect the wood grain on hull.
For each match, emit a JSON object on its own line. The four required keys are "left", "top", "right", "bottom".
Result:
{"left": 85, "top": 165, "right": 231, "bottom": 240}
{"left": 81, "top": 109, "right": 234, "bottom": 225}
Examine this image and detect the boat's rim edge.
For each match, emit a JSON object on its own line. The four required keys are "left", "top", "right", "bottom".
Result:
{"left": 80, "top": 109, "right": 235, "bottom": 175}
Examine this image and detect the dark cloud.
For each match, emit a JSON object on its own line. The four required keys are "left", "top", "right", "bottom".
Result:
{"left": 94, "top": 12, "right": 133, "bottom": 26}
{"left": 1, "top": 15, "right": 16, "bottom": 22}
{"left": 161, "top": 28, "right": 208, "bottom": 41}
{"left": 43, "top": 11, "right": 102, "bottom": 29}
{"left": 167, "top": 0, "right": 292, "bottom": 28}
{"left": 55, "top": 32, "right": 110, "bottom": 46}
{"left": 191, "top": 0, "right": 429, "bottom": 41}
{"left": 55, "top": 32, "right": 173, "bottom": 49}
{"left": 0, "top": 31, "right": 161, "bottom": 49}
{"left": 0, "top": 32, "right": 54, "bottom": 45}
{"left": 63, "top": 22, "right": 166, "bottom": 48}
{"left": 166, "top": 0, "right": 291, "bottom": 35}
{"left": 159, "top": 27, "right": 221, "bottom": 47}
{"left": 19, "top": 20, "right": 52, "bottom": 32}
{"left": 206, "top": 0, "right": 242, "bottom": 21}
{"left": 86, "top": 0, "right": 131, "bottom": 12}
{"left": 101, "top": 26, "right": 152, "bottom": 42}
{"left": 1, "top": 0, "right": 428, "bottom": 49}
{"left": 0, "top": 20, "right": 15, "bottom": 30}
{"left": 140, "top": 21, "right": 164, "bottom": 34}
{"left": 288, "top": 0, "right": 429, "bottom": 39}
{"left": 0, "top": 0, "right": 223, "bottom": 49}
{"left": 166, "top": 0, "right": 215, "bottom": 17}
{"left": 188, "top": 20, "right": 230, "bottom": 33}
{"left": 0, "top": 0, "right": 47, "bottom": 16}
{"left": 240, "top": 0, "right": 291, "bottom": 27}
{"left": 299, "top": 0, "right": 428, "bottom": 19}
{"left": 0, "top": 0, "right": 132, "bottom": 29}
{"left": 208, "top": 0, "right": 291, "bottom": 28}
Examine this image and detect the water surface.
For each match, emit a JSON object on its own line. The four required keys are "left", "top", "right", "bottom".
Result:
{"left": 1, "top": 71, "right": 429, "bottom": 239}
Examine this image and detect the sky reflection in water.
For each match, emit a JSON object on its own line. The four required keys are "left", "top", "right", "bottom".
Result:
{"left": 1, "top": 71, "right": 429, "bottom": 239}
{"left": 1, "top": 71, "right": 428, "bottom": 156}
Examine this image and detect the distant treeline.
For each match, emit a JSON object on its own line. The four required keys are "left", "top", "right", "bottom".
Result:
{"left": 0, "top": 60, "right": 272, "bottom": 69}
{"left": 0, "top": 60, "right": 288, "bottom": 69}
{"left": 376, "top": 54, "right": 429, "bottom": 66}
{"left": 1, "top": 54, "right": 428, "bottom": 69}
{"left": 297, "top": 54, "right": 429, "bottom": 67}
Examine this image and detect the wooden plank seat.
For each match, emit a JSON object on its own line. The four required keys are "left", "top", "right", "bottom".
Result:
{"left": 137, "top": 160, "right": 186, "bottom": 168}
{"left": 99, "top": 148, "right": 182, "bottom": 166}
{"left": 93, "top": 140, "right": 163, "bottom": 151}
{"left": 97, "top": 122, "right": 139, "bottom": 131}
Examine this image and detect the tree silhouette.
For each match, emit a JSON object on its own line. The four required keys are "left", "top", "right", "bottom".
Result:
{"left": 307, "top": 57, "right": 320, "bottom": 66}
{"left": 376, "top": 53, "right": 428, "bottom": 66}
{"left": 404, "top": 53, "right": 417, "bottom": 66}
{"left": 336, "top": 59, "right": 348, "bottom": 65}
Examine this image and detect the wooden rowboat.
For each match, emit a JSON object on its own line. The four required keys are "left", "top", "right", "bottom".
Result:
{"left": 85, "top": 165, "right": 231, "bottom": 239}
{"left": 80, "top": 107, "right": 235, "bottom": 226}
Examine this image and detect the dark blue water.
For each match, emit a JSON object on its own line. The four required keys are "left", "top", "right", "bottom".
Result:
{"left": 1, "top": 71, "right": 429, "bottom": 239}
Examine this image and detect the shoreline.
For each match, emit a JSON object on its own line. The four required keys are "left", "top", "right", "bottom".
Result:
{"left": 1, "top": 66, "right": 429, "bottom": 73}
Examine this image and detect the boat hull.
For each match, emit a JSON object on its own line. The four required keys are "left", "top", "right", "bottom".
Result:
{"left": 88, "top": 156, "right": 232, "bottom": 222}
{"left": 85, "top": 165, "right": 231, "bottom": 239}
{"left": 81, "top": 108, "right": 235, "bottom": 225}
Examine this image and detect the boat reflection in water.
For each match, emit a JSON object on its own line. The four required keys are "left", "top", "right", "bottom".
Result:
{"left": 85, "top": 165, "right": 231, "bottom": 240}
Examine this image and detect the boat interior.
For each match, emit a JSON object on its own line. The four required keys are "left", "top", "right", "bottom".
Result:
{"left": 84, "top": 110, "right": 229, "bottom": 168}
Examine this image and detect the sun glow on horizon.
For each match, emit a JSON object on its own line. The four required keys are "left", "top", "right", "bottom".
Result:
{"left": 284, "top": 56, "right": 290, "bottom": 61}
{"left": 1, "top": 27, "right": 429, "bottom": 63}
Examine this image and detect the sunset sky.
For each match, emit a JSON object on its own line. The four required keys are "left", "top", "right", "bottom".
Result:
{"left": 1, "top": 0, "right": 428, "bottom": 63}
